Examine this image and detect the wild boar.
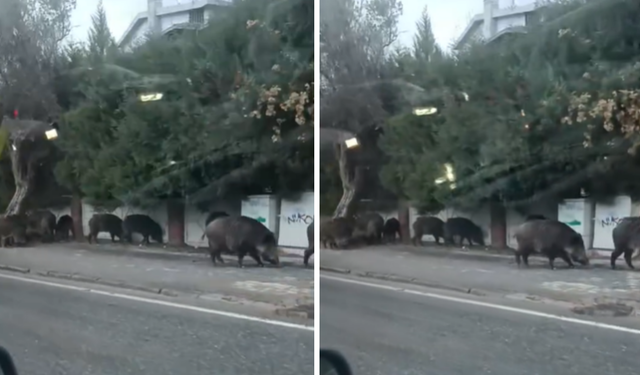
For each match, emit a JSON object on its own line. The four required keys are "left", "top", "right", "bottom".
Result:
{"left": 204, "top": 216, "right": 280, "bottom": 268}
{"left": 412, "top": 216, "right": 445, "bottom": 246}
{"left": 514, "top": 219, "right": 589, "bottom": 270}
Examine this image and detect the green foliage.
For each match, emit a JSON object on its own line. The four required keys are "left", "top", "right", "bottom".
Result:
{"left": 53, "top": 0, "right": 313, "bottom": 209}
{"left": 379, "top": 0, "right": 640, "bottom": 211}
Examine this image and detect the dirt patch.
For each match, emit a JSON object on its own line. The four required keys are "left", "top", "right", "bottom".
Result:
{"left": 571, "top": 302, "right": 635, "bottom": 317}
{"left": 276, "top": 304, "right": 314, "bottom": 319}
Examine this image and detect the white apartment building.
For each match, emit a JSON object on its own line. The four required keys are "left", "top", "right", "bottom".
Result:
{"left": 118, "top": 0, "right": 231, "bottom": 50}
{"left": 452, "top": 0, "right": 545, "bottom": 50}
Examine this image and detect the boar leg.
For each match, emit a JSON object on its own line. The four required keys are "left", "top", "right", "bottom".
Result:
{"left": 207, "top": 240, "right": 219, "bottom": 266}
{"left": 236, "top": 245, "right": 247, "bottom": 268}
{"left": 610, "top": 248, "right": 624, "bottom": 269}
{"left": 521, "top": 252, "right": 530, "bottom": 267}
{"left": 558, "top": 250, "right": 575, "bottom": 269}
{"left": 209, "top": 251, "right": 218, "bottom": 265}
{"left": 623, "top": 249, "right": 635, "bottom": 269}
{"left": 303, "top": 248, "right": 313, "bottom": 267}
{"left": 515, "top": 249, "right": 530, "bottom": 268}
{"left": 248, "top": 248, "right": 265, "bottom": 267}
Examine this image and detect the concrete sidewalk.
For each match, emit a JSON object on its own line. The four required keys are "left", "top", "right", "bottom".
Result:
{"left": 53, "top": 241, "right": 310, "bottom": 265}
{"left": 320, "top": 245, "right": 640, "bottom": 307}
{"left": 0, "top": 243, "right": 314, "bottom": 318}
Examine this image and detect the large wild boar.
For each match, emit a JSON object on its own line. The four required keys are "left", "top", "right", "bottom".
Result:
{"left": 443, "top": 217, "right": 485, "bottom": 247}
{"left": 122, "top": 214, "right": 164, "bottom": 245}
{"left": 87, "top": 213, "right": 123, "bottom": 244}
{"left": 26, "top": 210, "right": 56, "bottom": 242}
{"left": 319, "top": 217, "right": 355, "bottom": 249}
{"left": 611, "top": 217, "right": 640, "bottom": 269}
{"left": 55, "top": 215, "right": 74, "bottom": 241}
{"left": 382, "top": 218, "right": 401, "bottom": 243}
{"left": 304, "top": 221, "right": 314, "bottom": 267}
{"left": 352, "top": 213, "right": 384, "bottom": 245}
{"left": 514, "top": 219, "right": 589, "bottom": 270}
{"left": 200, "top": 211, "right": 230, "bottom": 241}
{"left": 204, "top": 216, "right": 280, "bottom": 268}
{"left": 0, "top": 215, "right": 28, "bottom": 247}
{"left": 412, "top": 216, "right": 445, "bottom": 246}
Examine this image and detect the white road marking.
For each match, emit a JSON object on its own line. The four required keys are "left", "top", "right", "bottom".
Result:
{"left": 321, "top": 273, "right": 640, "bottom": 335}
{"left": 0, "top": 272, "right": 313, "bottom": 332}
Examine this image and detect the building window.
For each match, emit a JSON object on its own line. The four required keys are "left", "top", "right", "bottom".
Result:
{"left": 189, "top": 8, "right": 205, "bottom": 24}
{"left": 525, "top": 11, "right": 541, "bottom": 25}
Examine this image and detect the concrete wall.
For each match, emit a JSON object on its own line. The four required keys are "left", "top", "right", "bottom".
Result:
{"left": 370, "top": 195, "right": 640, "bottom": 251}
{"left": 45, "top": 192, "right": 314, "bottom": 253}
{"left": 372, "top": 198, "right": 557, "bottom": 247}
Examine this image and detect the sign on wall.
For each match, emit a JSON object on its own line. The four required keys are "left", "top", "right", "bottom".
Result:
{"left": 558, "top": 200, "right": 587, "bottom": 235}
{"left": 278, "top": 192, "right": 314, "bottom": 248}
{"left": 241, "top": 195, "right": 279, "bottom": 234}
{"left": 558, "top": 198, "right": 596, "bottom": 249}
{"left": 592, "top": 196, "right": 632, "bottom": 250}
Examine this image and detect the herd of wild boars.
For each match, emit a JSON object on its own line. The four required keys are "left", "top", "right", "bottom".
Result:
{"left": 320, "top": 213, "right": 487, "bottom": 249}
{"left": 320, "top": 213, "right": 395, "bottom": 249}
{"left": 0, "top": 210, "right": 72, "bottom": 246}
{"left": 321, "top": 211, "right": 640, "bottom": 271}
{"left": 0, "top": 210, "right": 315, "bottom": 268}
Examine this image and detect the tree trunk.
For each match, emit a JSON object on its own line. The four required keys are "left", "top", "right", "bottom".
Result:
{"left": 167, "top": 199, "right": 185, "bottom": 246}
{"left": 490, "top": 201, "right": 507, "bottom": 249}
{"left": 332, "top": 142, "right": 363, "bottom": 219}
{"left": 4, "top": 147, "right": 34, "bottom": 216}
{"left": 71, "top": 192, "right": 84, "bottom": 241}
{"left": 398, "top": 201, "right": 411, "bottom": 244}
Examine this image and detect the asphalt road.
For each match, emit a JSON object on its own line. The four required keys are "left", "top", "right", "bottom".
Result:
{"left": 320, "top": 275, "right": 639, "bottom": 375}
{"left": 0, "top": 275, "right": 313, "bottom": 375}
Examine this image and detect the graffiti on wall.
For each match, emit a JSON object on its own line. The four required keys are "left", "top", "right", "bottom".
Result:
{"left": 599, "top": 215, "right": 623, "bottom": 228}
{"left": 286, "top": 212, "right": 314, "bottom": 225}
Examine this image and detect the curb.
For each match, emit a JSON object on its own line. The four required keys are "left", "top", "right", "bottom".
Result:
{"left": 319, "top": 266, "right": 351, "bottom": 274}
{"left": 0, "top": 263, "right": 309, "bottom": 319}
{"left": 0, "top": 264, "right": 30, "bottom": 274}
{"left": 36, "top": 270, "right": 170, "bottom": 295}
{"left": 0, "top": 262, "right": 178, "bottom": 296}
{"left": 320, "top": 266, "right": 486, "bottom": 297}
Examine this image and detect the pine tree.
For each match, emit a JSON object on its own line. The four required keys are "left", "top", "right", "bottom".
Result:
{"left": 412, "top": 6, "right": 442, "bottom": 63}
{"left": 87, "top": 0, "right": 117, "bottom": 63}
